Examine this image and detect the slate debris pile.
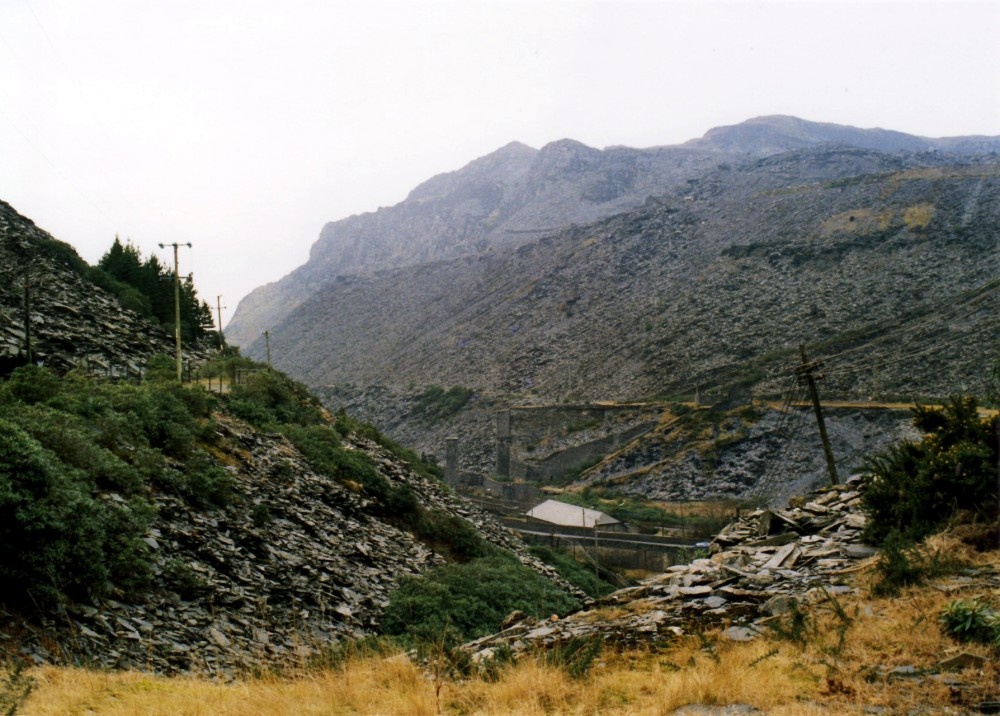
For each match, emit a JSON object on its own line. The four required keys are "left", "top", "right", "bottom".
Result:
{"left": 464, "top": 474, "right": 877, "bottom": 662}
{"left": 2, "top": 414, "right": 584, "bottom": 675}
{"left": 0, "top": 201, "right": 182, "bottom": 375}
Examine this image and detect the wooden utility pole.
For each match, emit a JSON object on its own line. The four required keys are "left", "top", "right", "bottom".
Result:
{"left": 796, "top": 344, "right": 839, "bottom": 485}
{"left": 216, "top": 295, "right": 226, "bottom": 353}
{"left": 263, "top": 329, "right": 272, "bottom": 370}
{"left": 159, "top": 242, "right": 192, "bottom": 381}
{"left": 22, "top": 270, "right": 33, "bottom": 365}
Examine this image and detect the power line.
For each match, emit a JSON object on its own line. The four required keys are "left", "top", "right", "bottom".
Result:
{"left": 820, "top": 276, "right": 1000, "bottom": 366}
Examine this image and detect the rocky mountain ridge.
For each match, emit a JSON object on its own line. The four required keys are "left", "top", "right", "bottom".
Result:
{"left": 226, "top": 138, "right": 718, "bottom": 348}
{"left": 227, "top": 115, "right": 1000, "bottom": 350}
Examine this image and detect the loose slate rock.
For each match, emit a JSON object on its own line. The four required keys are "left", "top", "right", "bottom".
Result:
{"left": 463, "top": 475, "right": 888, "bottom": 662}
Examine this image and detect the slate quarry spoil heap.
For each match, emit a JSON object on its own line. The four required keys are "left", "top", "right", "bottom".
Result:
{"left": 1, "top": 413, "right": 584, "bottom": 675}
{"left": 465, "top": 475, "right": 878, "bottom": 660}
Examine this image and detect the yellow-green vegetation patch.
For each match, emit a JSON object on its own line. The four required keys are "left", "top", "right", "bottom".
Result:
{"left": 820, "top": 208, "right": 893, "bottom": 236}
{"left": 902, "top": 203, "right": 934, "bottom": 230}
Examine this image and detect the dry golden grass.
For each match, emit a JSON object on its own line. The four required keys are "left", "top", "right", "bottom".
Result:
{"left": 12, "top": 541, "right": 1000, "bottom": 715}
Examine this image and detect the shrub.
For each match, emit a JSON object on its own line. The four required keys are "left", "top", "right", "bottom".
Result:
{"left": 0, "top": 418, "right": 151, "bottom": 606}
{"left": 6, "top": 365, "right": 61, "bottom": 404}
{"left": 225, "top": 370, "right": 323, "bottom": 428}
{"left": 528, "top": 545, "right": 615, "bottom": 598}
{"left": 862, "top": 396, "right": 998, "bottom": 544}
{"left": 940, "top": 598, "right": 1000, "bottom": 648}
{"left": 410, "top": 385, "right": 474, "bottom": 424}
{"left": 413, "top": 511, "right": 492, "bottom": 563}
{"left": 144, "top": 353, "right": 178, "bottom": 382}
{"left": 9, "top": 404, "right": 144, "bottom": 494}
{"left": 381, "top": 554, "right": 581, "bottom": 645}
{"left": 161, "top": 450, "right": 235, "bottom": 508}
{"left": 286, "top": 425, "right": 388, "bottom": 496}
{"left": 870, "top": 530, "right": 931, "bottom": 597}
{"left": 331, "top": 410, "right": 443, "bottom": 482}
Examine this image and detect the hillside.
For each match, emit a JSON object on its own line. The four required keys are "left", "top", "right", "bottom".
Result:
{"left": 0, "top": 200, "right": 177, "bottom": 375}
{"left": 0, "top": 202, "right": 583, "bottom": 674}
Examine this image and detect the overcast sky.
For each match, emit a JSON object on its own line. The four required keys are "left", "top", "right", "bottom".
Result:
{"left": 1, "top": 0, "right": 998, "bottom": 328}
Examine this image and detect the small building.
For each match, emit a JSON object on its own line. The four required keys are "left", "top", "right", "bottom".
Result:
{"left": 525, "top": 499, "right": 626, "bottom": 532}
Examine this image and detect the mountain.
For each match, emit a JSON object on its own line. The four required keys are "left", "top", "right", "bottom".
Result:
{"left": 227, "top": 115, "right": 1000, "bottom": 350}
{"left": 268, "top": 148, "right": 1000, "bottom": 394}
{"left": 231, "top": 117, "right": 1000, "bottom": 493}
{"left": 225, "top": 136, "right": 722, "bottom": 348}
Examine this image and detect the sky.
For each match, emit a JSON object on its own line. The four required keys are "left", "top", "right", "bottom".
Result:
{"left": 1, "top": 0, "right": 998, "bottom": 329}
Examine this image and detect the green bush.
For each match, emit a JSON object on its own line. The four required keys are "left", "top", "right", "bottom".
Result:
{"left": 381, "top": 554, "right": 581, "bottom": 645}
{"left": 0, "top": 418, "right": 151, "bottom": 606}
{"left": 281, "top": 422, "right": 443, "bottom": 530}
{"left": 8, "top": 404, "right": 144, "bottom": 494}
{"left": 413, "top": 511, "right": 492, "bottom": 563}
{"left": 5, "top": 367, "right": 236, "bottom": 513}
{"left": 528, "top": 545, "right": 615, "bottom": 598}
{"left": 160, "top": 450, "right": 235, "bottom": 508}
{"left": 862, "top": 396, "right": 998, "bottom": 544}
{"left": 225, "top": 370, "right": 324, "bottom": 428}
{"left": 870, "top": 530, "right": 933, "bottom": 597}
{"left": 283, "top": 424, "right": 389, "bottom": 497}
{"left": 410, "top": 385, "right": 474, "bottom": 424}
{"left": 331, "top": 410, "right": 443, "bottom": 482}
{"left": 144, "top": 353, "right": 178, "bottom": 382}
{"left": 6, "top": 365, "right": 62, "bottom": 405}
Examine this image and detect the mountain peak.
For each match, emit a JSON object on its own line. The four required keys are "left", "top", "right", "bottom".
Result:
{"left": 686, "top": 115, "right": 935, "bottom": 154}
{"left": 405, "top": 141, "right": 538, "bottom": 203}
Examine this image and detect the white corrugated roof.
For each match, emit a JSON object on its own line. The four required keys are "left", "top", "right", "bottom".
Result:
{"left": 525, "top": 499, "right": 620, "bottom": 528}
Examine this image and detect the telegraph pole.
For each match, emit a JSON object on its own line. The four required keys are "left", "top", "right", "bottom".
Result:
{"left": 159, "top": 242, "right": 192, "bottom": 381}
{"left": 22, "top": 269, "right": 33, "bottom": 365}
{"left": 796, "top": 344, "right": 839, "bottom": 485}
{"left": 263, "top": 329, "right": 272, "bottom": 370}
{"left": 24, "top": 269, "right": 35, "bottom": 365}
{"left": 216, "top": 295, "right": 226, "bottom": 353}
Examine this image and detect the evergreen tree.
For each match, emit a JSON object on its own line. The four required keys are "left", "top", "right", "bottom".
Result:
{"left": 95, "top": 238, "right": 215, "bottom": 344}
